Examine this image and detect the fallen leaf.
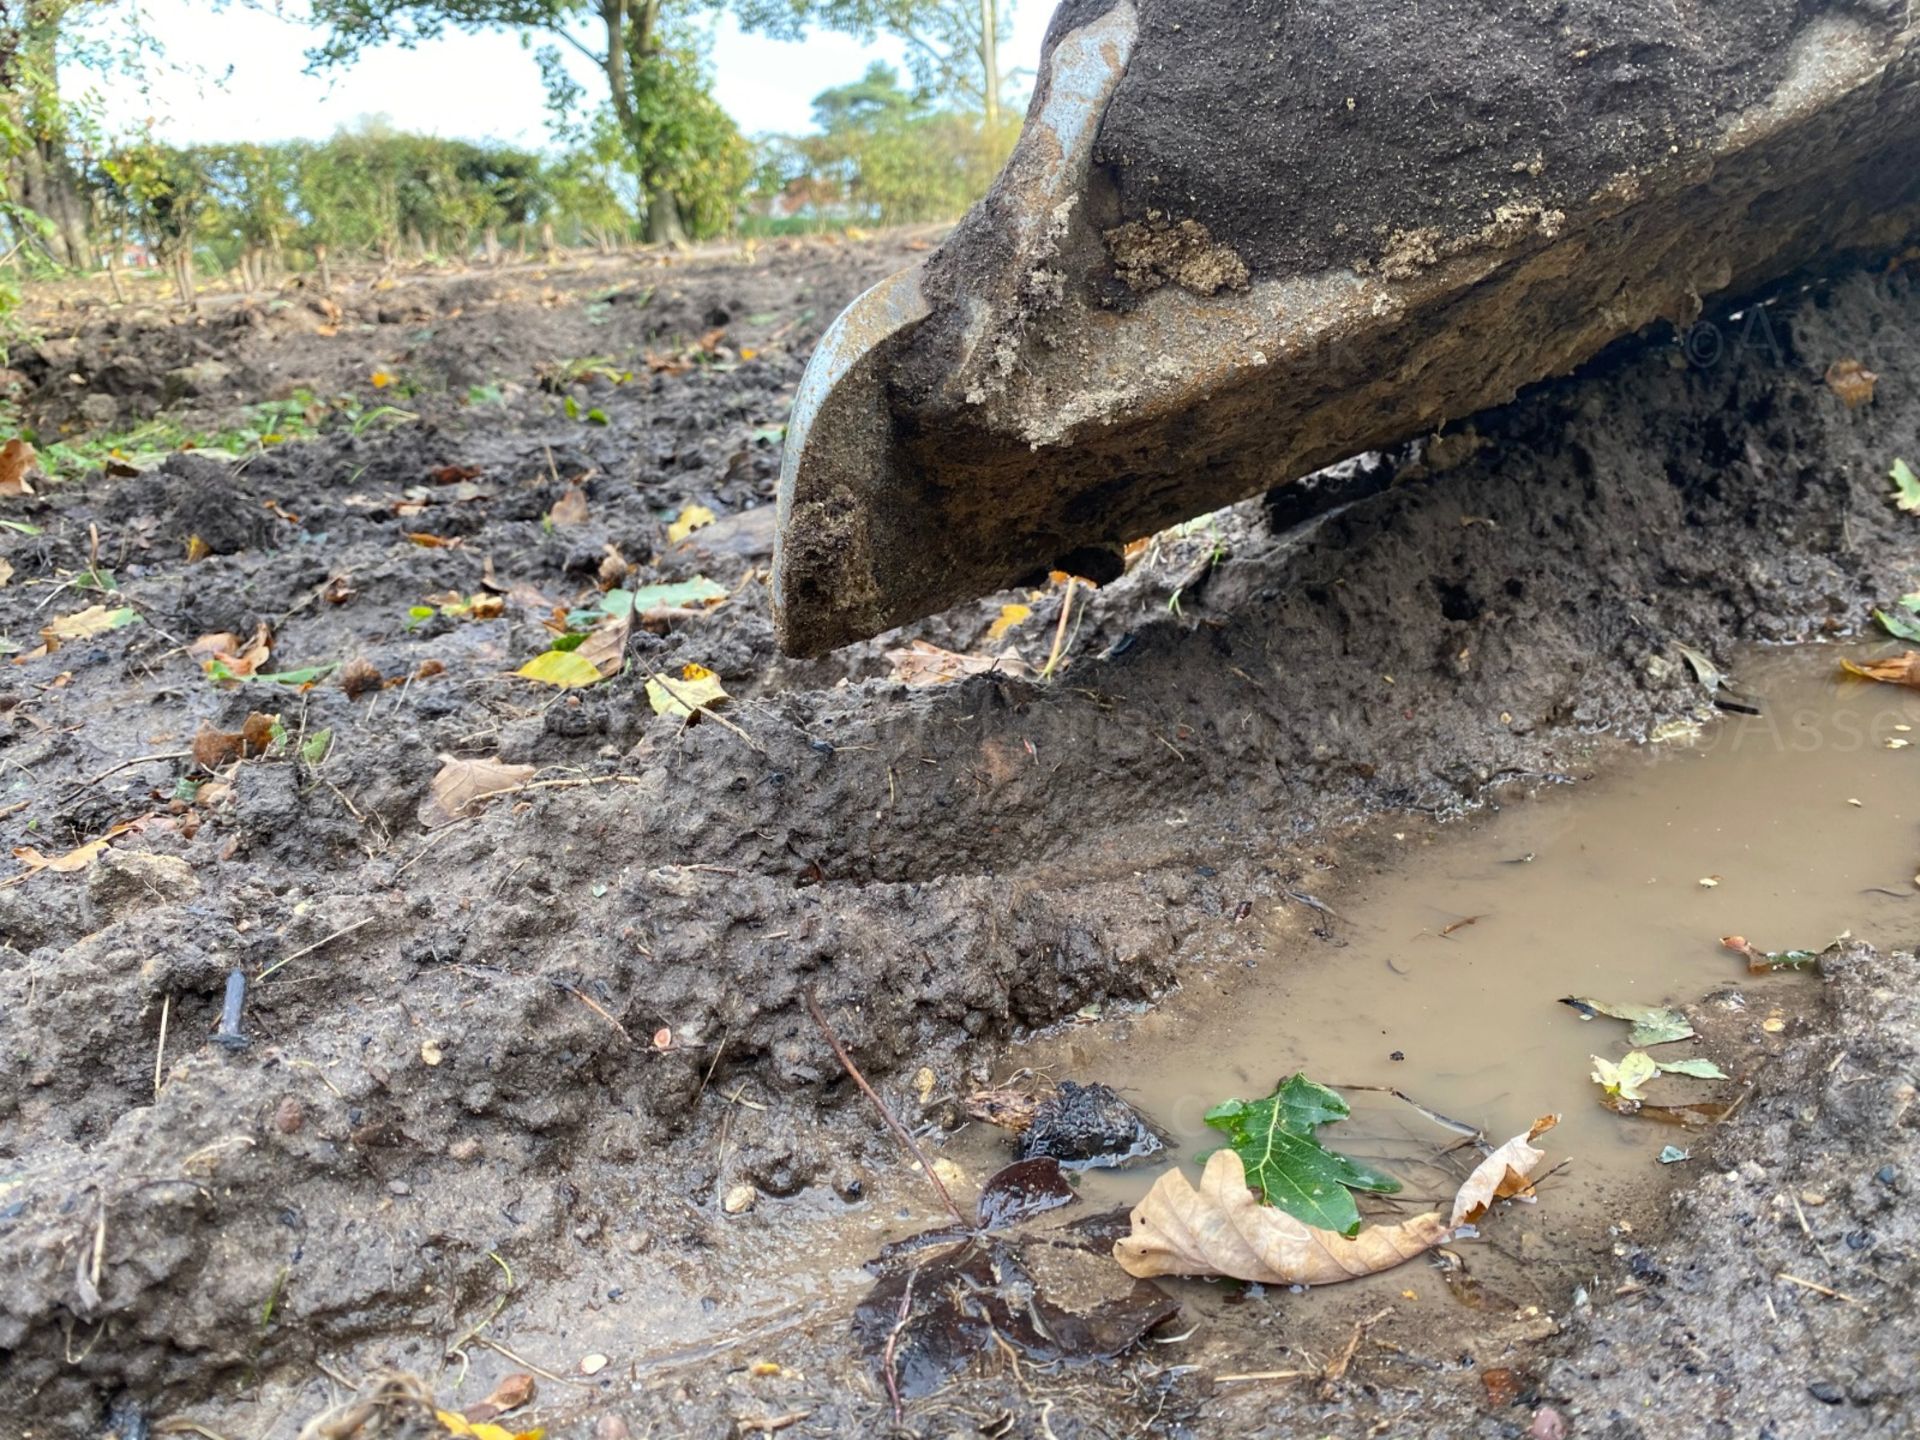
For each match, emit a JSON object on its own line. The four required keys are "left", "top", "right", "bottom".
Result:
{"left": 434, "top": 1409, "right": 543, "bottom": 1440}
{"left": 517, "top": 649, "right": 604, "bottom": 688}
{"left": 422, "top": 755, "right": 537, "bottom": 826}
{"left": 462, "top": 1372, "right": 535, "bottom": 1425}
{"left": 988, "top": 603, "right": 1032, "bottom": 640}
{"left": 192, "top": 712, "right": 281, "bottom": 769}
{"left": 886, "top": 639, "right": 1031, "bottom": 685}
{"left": 646, "top": 661, "right": 728, "bottom": 718}
{"left": 12, "top": 837, "right": 112, "bottom": 875}
{"left": 1591, "top": 1051, "right": 1661, "bottom": 1104}
{"left": 1114, "top": 1148, "right": 1450, "bottom": 1284}
{"left": 1719, "top": 933, "right": 1832, "bottom": 973}
{"left": 1657, "top": 1057, "right": 1730, "bottom": 1080}
{"left": 339, "top": 658, "right": 384, "bottom": 699}
{"left": 627, "top": 577, "right": 728, "bottom": 612}
{"left": 1115, "top": 1120, "right": 1552, "bottom": 1285}
{"left": 0, "top": 438, "right": 37, "bottom": 496}
{"left": 1559, "top": 996, "right": 1695, "bottom": 1046}
{"left": 1892, "top": 458, "right": 1920, "bottom": 514}
{"left": 667, "top": 503, "right": 716, "bottom": 544}
{"left": 1841, "top": 651, "right": 1920, "bottom": 689}
{"left": 1201, "top": 1075, "right": 1401, "bottom": 1235}
{"left": 41, "top": 604, "right": 141, "bottom": 650}
{"left": 1825, "top": 358, "right": 1879, "bottom": 408}
{"left": 1874, "top": 608, "right": 1920, "bottom": 643}
{"left": 549, "top": 486, "right": 589, "bottom": 527}
{"left": 1451, "top": 1117, "right": 1556, "bottom": 1226}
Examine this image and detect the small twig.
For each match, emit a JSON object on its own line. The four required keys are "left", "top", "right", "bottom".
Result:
{"left": 882, "top": 1270, "right": 917, "bottom": 1427}
{"left": 1776, "top": 1272, "right": 1865, "bottom": 1306}
{"left": 257, "top": 916, "right": 375, "bottom": 982}
{"left": 55, "top": 751, "right": 191, "bottom": 809}
{"left": 805, "top": 988, "right": 968, "bottom": 1229}
{"left": 154, "top": 993, "right": 171, "bottom": 1097}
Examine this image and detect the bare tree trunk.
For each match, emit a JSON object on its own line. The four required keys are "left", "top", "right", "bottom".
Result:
{"left": 979, "top": 0, "right": 1000, "bottom": 127}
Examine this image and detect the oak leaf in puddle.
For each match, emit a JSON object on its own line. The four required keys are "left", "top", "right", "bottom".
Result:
{"left": 1841, "top": 651, "right": 1920, "bottom": 689}
{"left": 422, "top": 755, "right": 537, "bottom": 826}
{"left": 1113, "top": 1118, "right": 1553, "bottom": 1285}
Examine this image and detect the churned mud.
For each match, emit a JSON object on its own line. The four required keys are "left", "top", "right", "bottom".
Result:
{"left": 1, "top": 238, "right": 1918, "bottom": 1438}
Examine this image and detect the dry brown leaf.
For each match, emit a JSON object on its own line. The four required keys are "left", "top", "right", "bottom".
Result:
{"left": 339, "top": 657, "right": 384, "bottom": 699}
{"left": 1115, "top": 1149, "right": 1448, "bottom": 1285}
{"left": 549, "top": 486, "right": 589, "bottom": 527}
{"left": 192, "top": 712, "right": 281, "bottom": 770}
{"left": 422, "top": 755, "right": 537, "bottom": 826}
{"left": 1115, "top": 1118, "right": 1554, "bottom": 1286}
{"left": 462, "top": 1372, "right": 536, "bottom": 1424}
{"left": 1841, "top": 653, "right": 1920, "bottom": 689}
{"left": 885, "top": 639, "right": 1031, "bottom": 686}
{"left": 1449, "top": 1115, "right": 1556, "bottom": 1227}
{"left": 576, "top": 609, "right": 632, "bottom": 679}
{"left": 0, "top": 438, "right": 37, "bottom": 497}
{"left": 1825, "top": 357, "right": 1879, "bottom": 408}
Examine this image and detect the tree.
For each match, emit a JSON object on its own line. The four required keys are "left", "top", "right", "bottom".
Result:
{"left": 306, "top": 1, "right": 940, "bottom": 243}
{"left": 0, "top": 0, "right": 106, "bottom": 268}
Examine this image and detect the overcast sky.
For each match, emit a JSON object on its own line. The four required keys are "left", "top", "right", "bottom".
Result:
{"left": 76, "top": 1, "right": 1055, "bottom": 146}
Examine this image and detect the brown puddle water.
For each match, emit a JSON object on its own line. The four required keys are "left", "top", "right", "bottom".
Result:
{"left": 508, "top": 646, "right": 1920, "bottom": 1407}
{"left": 950, "top": 645, "right": 1920, "bottom": 1316}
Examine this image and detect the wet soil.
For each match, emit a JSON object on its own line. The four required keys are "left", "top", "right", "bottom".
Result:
{"left": 1, "top": 239, "right": 1919, "bottom": 1438}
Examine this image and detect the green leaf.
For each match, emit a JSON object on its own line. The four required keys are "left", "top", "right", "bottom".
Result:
{"left": 1874, "top": 607, "right": 1920, "bottom": 643}
{"left": 1560, "top": 996, "right": 1695, "bottom": 1046}
{"left": 629, "top": 577, "right": 727, "bottom": 611}
{"left": 1892, "top": 458, "right": 1920, "bottom": 513}
{"left": 1201, "top": 1074, "right": 1400, "bottom": 1236}
{"left": 1591, "top": 1050, "right": 1660, "bottom": 1102}
{"left": 1656, "top": 1057, "right": 1730, "bottom": 1080}
{"left": 299, "top": 728, "right": 333, "bottom": 765}
{"left": 518, "top": 649, "right": 603, "bottom": 687}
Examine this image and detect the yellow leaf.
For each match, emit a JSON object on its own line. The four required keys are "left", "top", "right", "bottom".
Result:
{"left": 435, "top": 1409, "right": 545, "bottom": 1440}
{"left": 516, "top": 650, "right": 604, "bottom": 688}
{"left": 646, "top": 661, "right": 729, "bottom": 718}
{"left": 667, "top": 503, "right": 716, "bottom": 544}
{"left": 987, "top": 603, "right": 1031, "bottom": 641}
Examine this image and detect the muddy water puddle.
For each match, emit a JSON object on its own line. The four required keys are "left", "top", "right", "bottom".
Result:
{"left": 516, "top": 647, "right": 1917, "bottom": 1402}
{"left": 951, "top": 646, "right": 1920, "bottom": 1319}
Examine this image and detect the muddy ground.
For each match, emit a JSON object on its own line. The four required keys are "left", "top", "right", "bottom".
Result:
{"left": 0, "top": 235, "right": 1917, "bottom": 1439}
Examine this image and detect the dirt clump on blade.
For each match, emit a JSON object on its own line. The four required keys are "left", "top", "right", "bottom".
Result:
{"left": 0, "top": 236, "right": 1918, "bottom": 1437}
